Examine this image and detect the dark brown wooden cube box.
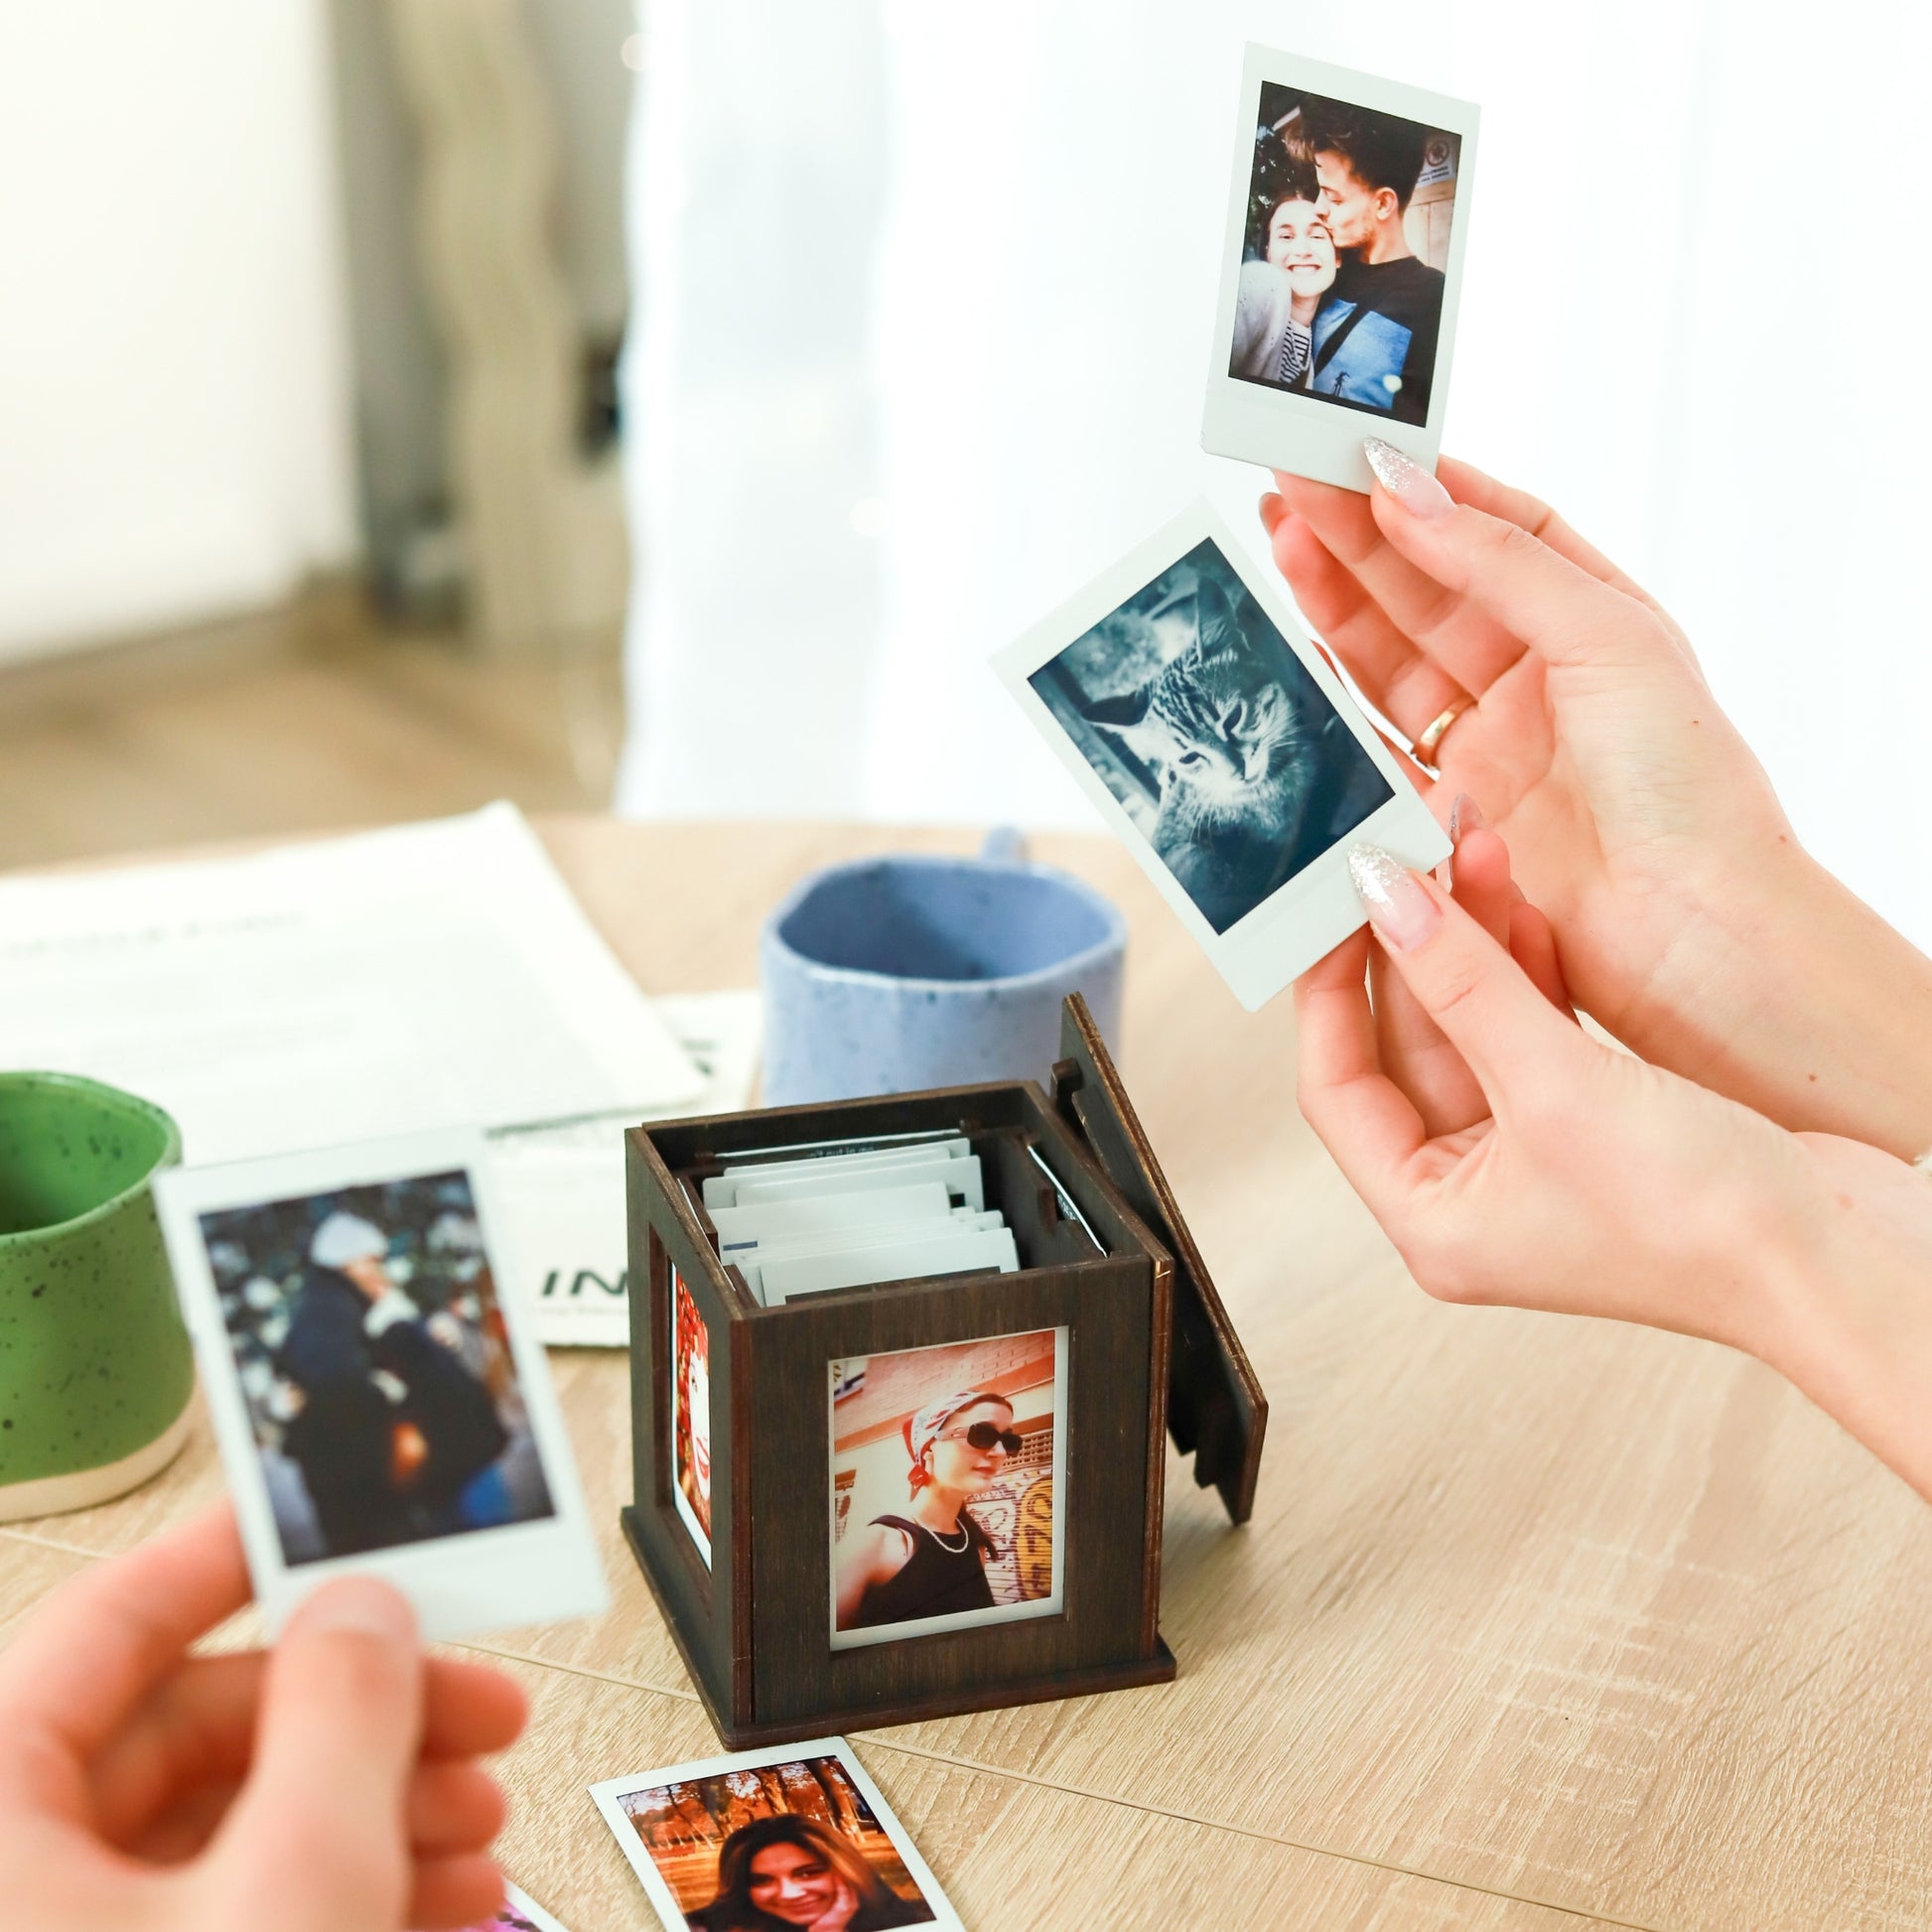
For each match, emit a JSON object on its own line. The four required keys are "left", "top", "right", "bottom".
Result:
{"left": 621, "top": 995, "right": 1265, "bottom": 1748}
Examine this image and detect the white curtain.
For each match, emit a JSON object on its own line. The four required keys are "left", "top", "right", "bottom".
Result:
{"left": 618, "top": 0, "right": 1932, "bottom": 949}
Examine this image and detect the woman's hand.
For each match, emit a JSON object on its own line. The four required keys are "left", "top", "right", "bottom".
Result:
{"left": 1302, "top": 833, "right": 1932, "bottom": 1501}
{"left": 0, "top": 1502, "right": 526, "bottom": 1932}
{"left": 1262, "top": 448, "right": 1932, "bottom": 1158}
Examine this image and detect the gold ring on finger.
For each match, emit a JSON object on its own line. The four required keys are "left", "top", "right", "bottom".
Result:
{"left": 1411, "top": 696, "right": 1474, "bottom": 771}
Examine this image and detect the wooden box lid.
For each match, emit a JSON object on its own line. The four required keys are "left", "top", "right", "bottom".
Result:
{"left": 1053, "top": 994, "right": 1266, "bottom": 1523}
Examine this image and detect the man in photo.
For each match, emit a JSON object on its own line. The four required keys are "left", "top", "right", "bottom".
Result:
{"left": 276, "top": 1207, "right": 516, "bottom": 1556}
{"left": 1301, "top": 98, "right": 1445, "bottom": 423}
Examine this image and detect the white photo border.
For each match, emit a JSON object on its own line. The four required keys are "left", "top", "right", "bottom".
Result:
{"left": 992, "top": 499, "right": 1449, "bottom": 1010}
{"left": 669, "top": 1265, "right": 714, "bottom": 1570}
{"left": 498, "top": 1881, "right": 572, "bottom": 1932}
{"left": 828, "top": 1323, "right": 1068, "bottom": 1652}
{"left": 1201, "top": 44, "right": 1480, "bottom": 491}
{"left": 154, "top": 1126, "right": 609, "bottom": 1642}
{"left": 589, "top": 1736, "right": 965, "bottom": 1932}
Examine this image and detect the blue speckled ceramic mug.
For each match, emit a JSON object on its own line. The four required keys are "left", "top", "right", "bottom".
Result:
{"left": 759, "top": 835, "right": 1128, "bottom": 1106}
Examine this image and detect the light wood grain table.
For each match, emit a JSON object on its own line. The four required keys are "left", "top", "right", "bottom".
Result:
{"left": 5, "top": 817, "right": 1931, "bottom": 1932}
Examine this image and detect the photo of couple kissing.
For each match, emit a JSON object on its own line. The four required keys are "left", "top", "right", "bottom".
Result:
{"left": 1230, "top": 87, "right": 1453, "bottom": 424}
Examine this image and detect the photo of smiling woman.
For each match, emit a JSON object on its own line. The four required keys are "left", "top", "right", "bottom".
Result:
{"left": 598, "top": 1746, "right": 953, "bottom": 1931}
{"left": 694, "top": 1816, "right": 930, "bottom": 1932}
{"left": 829, "top": 1329, "right": 1065, "bottom": 1649}
{"left": 1230, "top": 157, "right": 1338, "bottom": 389}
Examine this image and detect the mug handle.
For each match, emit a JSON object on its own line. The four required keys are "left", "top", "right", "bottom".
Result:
{"left": 980, "top": 825, "right": 1029, "bottom": 867}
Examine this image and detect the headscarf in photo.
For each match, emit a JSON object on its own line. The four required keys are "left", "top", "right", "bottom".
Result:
{"left": 902, "top": 1389, "right": 1003, "bottom": 1493}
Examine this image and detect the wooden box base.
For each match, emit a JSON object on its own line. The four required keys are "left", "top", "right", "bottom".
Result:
{"left": 621, "top": 1506, "right": 1176, "bottom": 1748}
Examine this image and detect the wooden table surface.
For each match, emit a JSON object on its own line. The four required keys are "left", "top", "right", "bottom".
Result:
{"left": 5, "top": 816, "right": 1931, "bottom": 1932}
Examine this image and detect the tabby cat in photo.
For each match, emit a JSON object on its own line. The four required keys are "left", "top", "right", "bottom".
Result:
{"left": 1088, "top": 569, "right": 1389, "bottom": 933}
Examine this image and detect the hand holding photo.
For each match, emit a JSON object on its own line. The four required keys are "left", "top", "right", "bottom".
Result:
{"left": 1203, "top": 46, "right": 1478, "bottom": 489}
{"left": 995, "top": 502, "right": 1448, "bottom": 1009}
{"left": 155, "top": 1129, "right": 608, "bottom": 1641}
{"left": 591, "top": 1738, "right": 962, "bottom": 1931}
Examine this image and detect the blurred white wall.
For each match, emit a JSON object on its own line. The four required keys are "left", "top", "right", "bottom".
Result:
{"left": 619, "top": 0, "right": 1932, "bottom": 949}
{"left": 0, "top": 3, "right": 356, "bottom": 663}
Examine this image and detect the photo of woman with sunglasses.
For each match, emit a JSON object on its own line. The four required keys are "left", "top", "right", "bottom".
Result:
{"left": 830, "top": 1328, "right": 1065, "bottom": 1646}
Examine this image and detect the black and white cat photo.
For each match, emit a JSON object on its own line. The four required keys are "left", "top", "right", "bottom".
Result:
{"left": 1030, "top": 539, "right": 1391, "bottom": 933}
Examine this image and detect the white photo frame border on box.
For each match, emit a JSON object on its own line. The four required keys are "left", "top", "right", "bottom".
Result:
{"left": 590, "top": 1736, "right": 965, "bottom": 1932}
{"left": 993, "top": 499, "right": 1449, "bottom": 1011}
{"left": 1201, "top": 45, "right": 1480, "bottom": 491}
{"left": 154, "top": 1127, "right": 609, "bottom": 1642}
{"left": 828, "top": 1324, "right": 1069, "bottom": 1652}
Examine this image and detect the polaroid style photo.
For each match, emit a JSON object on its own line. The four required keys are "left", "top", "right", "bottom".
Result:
{"left": 455, "top": 1880, "right": 573, "bottom": 1932}
{"left": 830, "top": 1327, "right": 1064, "bottom": 1651}
{"left": 670, "top": 1266, "right": 714, "bottom": 1568}
{"left": 591, "top": 1737, "right": 962, "bottom": 1932}
{"left": 994, "top": 501, "right": 1449, "bottom": 1010}
{"left": 154, "top": 1128, "right": 609, "bottom": 1641}
{"left": 1202, "top": 45, "right": 1479, "bottom": 490}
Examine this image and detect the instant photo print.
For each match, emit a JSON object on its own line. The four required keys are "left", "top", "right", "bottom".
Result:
{"left": 591, "top": 1737, "right": 963, "bottom": 1932}
{"left": 671, "top": 1265, "right": 714, "bottom": 1567}
{"left": 155, "top": 1128, "right": 608, "bottom": 1641}
{"left": 830, "top": 1327, "right": 1067, "bottom": 1651}
{"left": 1202, "top": 46, "right": 1479, "bottom": 489}
{"left": 621, "top": 994, "right": 1265, "bottom": 1747}
{"left": 458, "top": 1881, "right": 574, "bottom": 1932}
{"left": 995, "top": 501, "right": 1448, "bottom": 1011}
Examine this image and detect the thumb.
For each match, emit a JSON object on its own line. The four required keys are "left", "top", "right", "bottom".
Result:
{"left": 1360, "top": 438, "right": 1664, "bottom": 673}
{"left": 1348, "top": 843, "right": 1585, "bottom": 1100}
{"left": 215, "top": 1579, "right": 424, "bottom": 1930}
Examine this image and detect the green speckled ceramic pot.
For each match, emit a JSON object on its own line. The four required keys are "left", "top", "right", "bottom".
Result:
{"left": 0, "top": 1072, "right": 194, "bottom": 1522}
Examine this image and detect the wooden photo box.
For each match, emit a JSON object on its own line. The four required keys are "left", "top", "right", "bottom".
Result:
{"left": 621, "top": 995, "right": 1266, "bottom": 1747}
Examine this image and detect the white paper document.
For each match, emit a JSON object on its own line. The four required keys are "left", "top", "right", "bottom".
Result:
{"left": 493, "top": 989, "right": 762, "bottom": 1347}
{"left": 0, "top": 804, "right": 704, "bottom": 1166}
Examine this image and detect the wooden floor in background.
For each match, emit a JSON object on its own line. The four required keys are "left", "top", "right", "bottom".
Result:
{"left": 0, "top": 586, "right": 626, "bottom": 871}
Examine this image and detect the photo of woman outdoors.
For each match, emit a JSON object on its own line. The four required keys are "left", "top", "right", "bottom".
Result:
{"left": 1229, "top": 82, "right": 1458, "bottom": 423}
{"left": 829, "top": 1329, "right": 1064, "bottom": 1649}
{"left": 603, "top": 1751, "right": 940, "bottom": 1930}
{"left": 198, "top": 1169, "right": 555, "bottom": 1564}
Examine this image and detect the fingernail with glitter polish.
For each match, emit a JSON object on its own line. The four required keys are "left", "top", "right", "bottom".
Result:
{"left": 1363, "top": 437, "right": 1453, "bottom": 519}
{"left": 1349, "top": 843, "right": 1440, "bottom": 952}
{"left": 1449, "top": 793, "right": 1486, "bottom": 846}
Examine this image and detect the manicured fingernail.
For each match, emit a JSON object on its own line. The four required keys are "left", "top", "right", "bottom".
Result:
{"left": 1449, "top": 792, "right": 1486, "bottom": 845}
{"left": 1363, "top": 437, "right": 1453, "bottom": 518}
{"left": 1349, "top": 843, "right": 1440, "bottom": 951}
{"left": 293, "top": 1577, "right": 417, "bottom": 1642}
{"left": 1258, "top": 491, "right": 1287, "bottom": 534}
